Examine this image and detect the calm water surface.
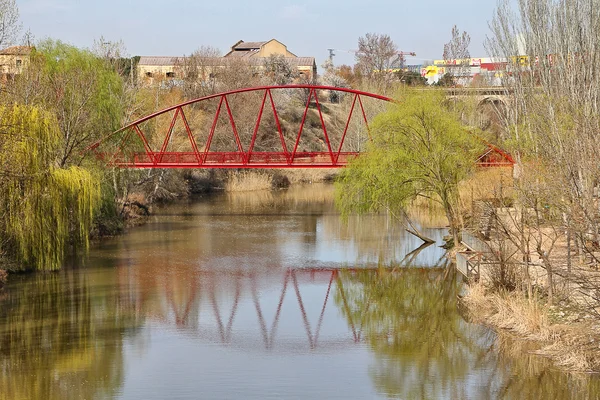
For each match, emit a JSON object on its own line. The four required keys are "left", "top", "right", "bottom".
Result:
{"left": 1, "top": 184, "right": 599, "bottom": 399}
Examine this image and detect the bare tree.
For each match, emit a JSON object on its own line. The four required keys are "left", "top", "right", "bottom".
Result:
{"left": 262, "top": 54, "right": 297, "bottom": 86}
{"left": 178, "top": 46, "right": 222, "bottom": 99}
{"left": 355, "top": 33, "right": 398, "bottom": 91}
{"left": 443, "top": 25, "right": 471, "bottom": 61}
{"left": 484, "top": 0, "right": 600, "bottom": 308}
{"left": 0, "top": 0, "right": 20, "bottom": 49}
{"left": 443, "top": 25, "right": 471, "bottom": 85}
{"left": 321, "top": 58, "right": 348, "bottom": 102}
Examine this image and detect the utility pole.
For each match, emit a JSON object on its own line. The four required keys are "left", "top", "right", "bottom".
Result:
{"left": 327, "top": 49, "right": 335, "bottom": 63}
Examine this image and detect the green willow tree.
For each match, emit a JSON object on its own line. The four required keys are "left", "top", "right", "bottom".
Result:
{"left": 5, "top": 39, "right": 124, "bottom": 168}
{"left": 0, "top": 105, "right": 101, "bottom": 271}
{"left": 335, "top": 90, "right": 482, "bottom": 245}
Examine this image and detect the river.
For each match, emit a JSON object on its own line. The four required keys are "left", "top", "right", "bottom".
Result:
{"left": 0, "top": 184, "right": 598, "bottom": 399}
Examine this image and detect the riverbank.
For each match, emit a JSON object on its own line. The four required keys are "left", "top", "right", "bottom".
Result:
{"left": 118, "top": 168, "right": 339, "bottom": 224}
{"left": 453, "top": 165, "right": 600, "bottom": 373}
{"left": 460, "top": 277, "right": 600, "bottom": 373}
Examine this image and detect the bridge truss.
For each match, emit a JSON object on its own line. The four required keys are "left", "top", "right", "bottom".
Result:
{"left": 88, "top": 85, "right": 514, "bottom": 169}
{"left": 89, "top": 85, "right": 392, "bottom": 169}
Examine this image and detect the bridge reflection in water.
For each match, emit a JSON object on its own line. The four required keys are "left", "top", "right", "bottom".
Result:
{"left": 149, "top": 263, "right": 446, "bottom": 352}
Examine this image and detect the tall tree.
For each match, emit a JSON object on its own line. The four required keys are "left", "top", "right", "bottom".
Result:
{"left": 488, "top": 0, "right": 600, "bottom": 303}
{"left": 443, "top": 25, "right": 471, "bottom": 61}
{"left": 0, "top": 0, "right": 20, "bottom": 49}
{"left": 5, "top": 40, "right": 124, "bottom": 167}
{"left": 0, "top": 104, "right": 101, "bottom": 271}
{"left": 321, "top": 59, "right": 348, "bottom": 102}
{"left": 178, "top": 45, "right": 222, "bottom": 99}
{"left": 335, "top": 90, "right": 482, "bottom": 245}
{"left": 443, "top": 25, "right": 471, "bottom": 84}
{"left": 263, "top": 54, "right": 297, "bottom": 85}
{"left": 355, "top": 33, "right": 398, "bottom": 91}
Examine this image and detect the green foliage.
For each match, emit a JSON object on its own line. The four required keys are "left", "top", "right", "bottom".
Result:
{"left": 0, "top": 270, "right": 141, "bottom": 399}
{"left": 335, "top": 90, "right": 482, "bottom": 242}
{"left": 334, "top": 268, "right": 486, "bottom": 398}
{"left": 395, "top": 71, "right": 427, "bottom": 86}
{"left": 0, "top": 104, "right": 101, "bottom": 271}
{"left": 14, "top": 40, "right": 124, "bottom": 167}
{"left": 435, "top": 72, "right": 456, "bottom": 87}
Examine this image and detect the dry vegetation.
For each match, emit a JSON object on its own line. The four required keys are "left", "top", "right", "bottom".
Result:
{"left": 463, "top": 283, "right": 600, "bottom": 372}
{"left": 283, "top": 168, "right": 339, "bottom": 184}
{"left": 452, "top": 0, "right": 600, "bottom": 372}
{"left": 224, "top": 171, "right": 273, "bottom": 192}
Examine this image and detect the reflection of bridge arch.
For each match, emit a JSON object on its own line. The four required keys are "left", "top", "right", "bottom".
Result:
{"left": 149, "top": 260, "right": 447, "bottom": 353}
{"left": 160, "top": 269, "right": 362, "bottom": 351}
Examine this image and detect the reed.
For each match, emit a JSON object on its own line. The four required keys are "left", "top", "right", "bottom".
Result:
{"left": 225, "top": 171, "right": 273, "bottom": 192}
{"left": 463, "top": 282, "right": 600, "bottom": 371}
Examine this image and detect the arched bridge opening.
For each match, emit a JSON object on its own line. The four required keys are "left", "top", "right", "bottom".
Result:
{"left": 88, "top": 85, "right": 514, "bottom": 169}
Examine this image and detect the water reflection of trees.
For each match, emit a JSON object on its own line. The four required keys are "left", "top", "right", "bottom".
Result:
{"left": 335, "top": 266, "right": 600, "bottom": 399}
{"left": 489, "top": 336, "right": 600, "bottom": 399}
{"left": 0, "top": 270, "right": 144, "bottom": 400}
{"left": 335, "top": 266, "right": 487, "bottom": 398}
{"left": 217, "top": 184, "right": 337, "bottom": 214}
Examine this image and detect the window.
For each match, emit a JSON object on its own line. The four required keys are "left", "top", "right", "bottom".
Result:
{"left": 16, "top": 59, "right": 22, "bottom": 68}
{"left": 166, "top": 72, "right": 175, "bottom": 78}
{"left": 146, "top": 72, "right": 153, "bottom": 78}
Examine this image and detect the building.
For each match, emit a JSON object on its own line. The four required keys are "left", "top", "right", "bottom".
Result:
{"left": 421, "top": 57, "right": 508, "bottom": 86}
{"left": 137, "top": 39, "right": 317, "bottom": 86}
{"left": 137, "top": 56, "right": 187, "bottom": 85}
{"left": 224, "top": 39, "right": 297, "bottom": 59}
{"left": 0, "top": 46, "right": 33, "bottom": 83}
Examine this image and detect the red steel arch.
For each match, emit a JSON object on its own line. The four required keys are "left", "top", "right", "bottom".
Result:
{"left": 89, "top": 85, "right": 392, "bottom": 169}
{"left": 88, "top": 85, "right": 514, "bottom": 168}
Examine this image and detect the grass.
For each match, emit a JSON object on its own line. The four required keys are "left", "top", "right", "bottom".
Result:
{"left": 225, "top": 171, "right": 273, "bottom": 192}
{"left": 462, "top": 282, "right": 600, "bottom": 372}
{"left": 284, "top": 168, "right": 339, "bottom": 184}
{"left": 460, "top": 166, "right": 514, "bottom": 203}
{"left": 224, "top": 169, "right": 340, "bottom": 192}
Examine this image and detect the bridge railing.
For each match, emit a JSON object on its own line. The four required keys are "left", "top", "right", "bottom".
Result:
{"left": 101, "top": 151, "right": 361, "bottom": 168}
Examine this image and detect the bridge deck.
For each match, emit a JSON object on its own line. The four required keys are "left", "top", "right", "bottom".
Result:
{"left": 100, "top": 151, "right": 359, "bottom": 168}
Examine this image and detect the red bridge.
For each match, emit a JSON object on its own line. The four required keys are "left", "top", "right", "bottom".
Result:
{"left": 88, "top": 85, "right": 514, "bottom": 169}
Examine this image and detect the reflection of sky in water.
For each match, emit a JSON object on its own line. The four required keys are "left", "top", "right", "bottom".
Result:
{"left": 280, "top": 218, "right": 447, "bottom": 267}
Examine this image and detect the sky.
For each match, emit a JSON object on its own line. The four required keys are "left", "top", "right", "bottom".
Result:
{"left": 17, "top": 0, "right": 500, "bottom": 68}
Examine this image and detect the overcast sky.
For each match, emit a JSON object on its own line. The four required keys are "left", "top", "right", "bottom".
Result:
{"left": 17, "top": 0, "right": 499, "bottom": 67}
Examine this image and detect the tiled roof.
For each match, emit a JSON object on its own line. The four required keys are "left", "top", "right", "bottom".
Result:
{"left": 240, "top": 57, "right": 316, "bottom": 68}
{"left": 0, "top": 46, "right": 34, "bottom": 55}
{"left": 225, "top": 50, "right": 257, "bottom": 58}
{"left": 138, "top": 56, "right": 316, "bottom": 68}
{"left": 138, "top": 56, "right": 183, "bottom": 66}
{"left": 233, "top": 41, "right": 267, "bottom": 50}
{"left": 283, "top": 57, "right": 316, "bottom": 67}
